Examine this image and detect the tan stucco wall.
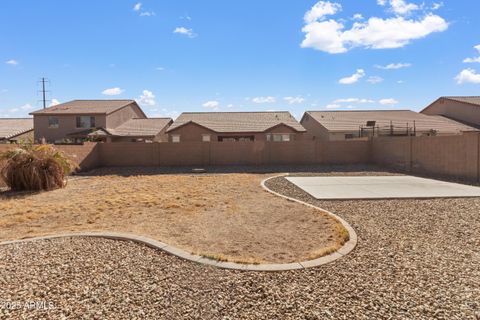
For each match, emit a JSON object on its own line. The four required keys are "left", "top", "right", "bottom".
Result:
{"left": 34, "top": 115, "right": 107, "bottom": 143}
{"left": 106, "top": 104, "right": 146, "bottom": 128}
{"left": 168, "top": 122, "right": 304, "bottom": 142}
{"left": 300, "top": 113, "right": 331, "bottom": 140}
{"left": 33, "top": 104, "right": 149, "bottom": 143}
{"left": 422, "top": 99, "right": 480, "bottom": 127}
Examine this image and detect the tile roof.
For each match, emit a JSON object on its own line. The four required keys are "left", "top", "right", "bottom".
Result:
{"left": 110, "top": 118, "right": 172, "bottom": 137}
{"left": 167, "top": 112, "right": 306, "bottom": 133}
{"left": 30, "top": 100, "right": 137, "bottom": 115}
{"left": 305, "top": 110, "right": 477, "bottom": 134}
{"left": 443, "top": 96, "right": 480, "bottom": 106}
{"left": 66, "top": 118, "right": 172, "bottom": 138}
{"left": 0, "top": 118, "right": 34, "bottom": 139}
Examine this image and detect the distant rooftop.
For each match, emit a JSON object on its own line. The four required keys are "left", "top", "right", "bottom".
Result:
{"left": 30, "top": 100, "right": 137, "bottom": 115}
{"left": 110, "top": 118, "right": 172, "bottom": 137}
{"left": 441, "top": 96, "right": 480, "bottom": 106}
{"left": 305, "top": 110, "right": 477, "bottom": 133}
{"left": 0, "top": 118, "right": 33, "bottom": 139}
{"left": 167, "top": 111, "right": 306, "bottom": 133}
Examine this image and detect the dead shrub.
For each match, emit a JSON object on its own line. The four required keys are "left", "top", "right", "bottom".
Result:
{"left": 0, "top": 144, "right": 78, "bottom": 191}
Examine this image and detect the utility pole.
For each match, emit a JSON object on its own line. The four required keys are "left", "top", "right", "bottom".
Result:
{"left": 37, "top": 77, "right": 50, "bottom": 109}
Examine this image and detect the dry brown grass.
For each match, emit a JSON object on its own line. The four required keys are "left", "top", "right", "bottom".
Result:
{"left": 0, "top": 172, "right": 347, "bottom": 264}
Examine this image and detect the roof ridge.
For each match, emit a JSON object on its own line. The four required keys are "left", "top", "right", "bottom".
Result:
{"left": 71, "top": 99, "right": 135, "bottom": 101}
{"left": 128, "top": 117, "right": 171, "bottom": 119}
{"left": 307, "top": 110, "right": 413, "bottom": 113}
{"left": 442, "top": 96, "right": 480, "bottom": 98}
{"left": 0, "top": 117, "right": 33, "bottom": 120}
{"left": 180, "top": 111, "right": 292, "bottom": 114}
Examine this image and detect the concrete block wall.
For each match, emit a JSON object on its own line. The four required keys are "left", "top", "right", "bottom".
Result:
{"left": 1, "top": 133, "right": 478, "bottom": 182}
{"left": 95, "top": 140, "right": 370, "bottom": 167}
{"left": 372, "top": 132, "right": 480, "bottom": 182}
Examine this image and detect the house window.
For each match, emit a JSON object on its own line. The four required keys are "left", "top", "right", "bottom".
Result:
{"left": 270, "top": 134, "right": 291, "bottom": 142}
{"left": 172, "top": 135, "right": 180, "bottom": 143}
{"left": 218, "top": 136, "right": 254, "bottom": 142}
{"left": 76, "top": 116, "right": 96, "bottom": 129}
{"left": 48, "top": 116, "right": 59, "bottom": 128}
{"left": 202, "top": 134, "right": 211, "bottom": 142}
{"left": 345, "top": 134, "right": 354, "bottom": 139}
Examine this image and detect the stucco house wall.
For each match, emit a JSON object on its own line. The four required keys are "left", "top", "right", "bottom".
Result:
{"left": 421, "top": 98, "right": 480, "bottom": 127}
{"left": 167, "top": 122, "right": 304, "bottom": 142}
{"left": 34, "top": 114, "right": 108, "bottom": 143}
{"left": 106, "top": 104, "right": 146, "bottom": 128}
{"left": 300, "top": 113, "right": 333, "bottom": 140}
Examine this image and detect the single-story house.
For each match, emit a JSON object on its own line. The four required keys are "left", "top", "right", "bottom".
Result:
{"left": 300, "top": 110, "right": 477, "bottom": 141}
{"left": 0, "top": 118, "right": 34, "bottom": 143}
{"left": 166, "top": 111, "right": 307, "bottom": 142}
{"left": 421, "top": 96, "right": 480, "bottom": 128}
{"left": 30, "top": 100, "right": 172, "bottom": 143}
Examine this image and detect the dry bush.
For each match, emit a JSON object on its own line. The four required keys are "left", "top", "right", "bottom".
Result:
{"left": 0, "top": 144, "right": 78, "bottom": 191}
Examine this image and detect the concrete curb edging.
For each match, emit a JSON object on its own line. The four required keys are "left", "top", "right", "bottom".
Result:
{"left": 0, "top": 174, "right": 357, "bottom": 272}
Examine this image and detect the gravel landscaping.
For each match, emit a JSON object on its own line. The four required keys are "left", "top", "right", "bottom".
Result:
{"left": 1, "top": 169, "right": 479, "bottom": 319}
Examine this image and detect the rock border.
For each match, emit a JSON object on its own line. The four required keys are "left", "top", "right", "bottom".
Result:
{"left": 0, "top": 174, "right": 357, "bottom": 272}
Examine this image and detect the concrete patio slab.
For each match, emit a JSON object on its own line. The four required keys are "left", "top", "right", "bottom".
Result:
{"left": 286, "top": 176, "right": 480, "bottom": 200}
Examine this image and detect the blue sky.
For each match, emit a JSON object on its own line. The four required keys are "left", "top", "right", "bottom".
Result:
{"left": 1, "top": 0, "right": 479, "bottom": 119}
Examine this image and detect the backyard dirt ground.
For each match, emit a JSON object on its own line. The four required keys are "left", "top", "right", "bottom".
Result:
{"left": 1, "top": 168, "right": 479, "bottom": 319}
{"left": 0, "top": 170, "right": 347, "bottom": 264}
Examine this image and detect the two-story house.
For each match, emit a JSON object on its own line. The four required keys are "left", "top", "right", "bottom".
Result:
{"left": 30, "top": 100, "right": 172, "bottom": 143}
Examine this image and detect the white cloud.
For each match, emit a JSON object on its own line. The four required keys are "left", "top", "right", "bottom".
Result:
{"left": 463, "top": 57, "right": 480, "bottom": 64}
{"left": 5, "top": 59, "right": 18, "bottom": 66}
{"left": 50, "top": 99, "right": 60, "bottom": 106}
{"left": 301, "top": 1, "right": 448, "bottom": 54}
{"left": 455, "top": 69, "right": 480, "bottom": 84}
{"left": 304, "top": 1, "right": 342, "bottom": 23}
{"left": 227, "top": 104, "right": 234, "bottom": 108}
{"left": 133, "top": 3, "right": 155, "bottom": 17}
{"left": 338, "top": 69, "right": 365, "bottom": 84}
{"left": 155, "top": 67, "right": 165, "bottom": 71}
{"left": 376, "top": 62, "right": 412, "bottom": 69}
{"left": 389, "top": 0, "right": 419, "bottom": 16}
{"left": 432, "top": 2, "right": 443, "bottom": 10}
{"left": 379, "top": 98, "right": 399, "bottom": 105}
{"left": 6, "top": 103, "right": 33, "bottom": 115}
{"left": 301, "top": 19, "right": 347, "bottom": 54}
{"left": 174, "top": 27, "right": 196, "bottom": 38}
{"left": 20, "top": 103, "right": 33, "bottom": 110}
{"left": 284, "top": 96, "right": 306, "bottom": 104}
{"left": 202, "top": 100, "right": 220, "bottom": 108}
{"left": 353, "top": 14, "right": 364, "bottom": 20}
{"left": 137, "top": 90, "right": 156, "bottom": 106}
{"left": 102, "top": 87, "right": 124, "bottom": 96}
{"left": 463, "top": 45, "right": 480, "bottom": 63}
{"left": 333, "top": 98, "right": 374, "bottom": 103}
{"left": 252, "top": 96, "right": 276, "bottom": 104}
{"left": 140, "top": 11, "right": 155, "bottom": 16}
{"left": 325, "top": 104, "right": 342, "bottom": 109}
{"left": 367, "top": 76, "right": 384, "bottom": 84}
